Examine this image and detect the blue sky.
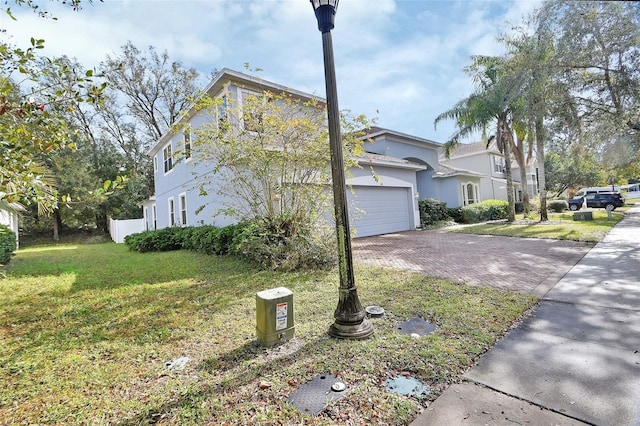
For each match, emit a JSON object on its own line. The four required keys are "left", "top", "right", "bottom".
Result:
{"left": 4, "top": 0, "right": 543, "bottom": 142}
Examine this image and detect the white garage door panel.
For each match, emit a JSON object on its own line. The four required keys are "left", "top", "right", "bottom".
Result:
{"left": 349, "top": 186, "right": 410, "bottom": 237}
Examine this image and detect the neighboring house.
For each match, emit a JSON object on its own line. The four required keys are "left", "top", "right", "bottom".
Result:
{"left": 0, "top": 202, "right": 23, "bottom": 247}
{"left": 438, "top": 140, "right": 539, "bottom": 205}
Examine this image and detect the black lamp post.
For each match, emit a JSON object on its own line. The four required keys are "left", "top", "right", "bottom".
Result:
{"left": 310, "top": 0, "right": 373, "bottom": 339}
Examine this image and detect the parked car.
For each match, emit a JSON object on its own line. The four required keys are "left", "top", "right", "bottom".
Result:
{"left": 568, "top": 192, "right": 625, "bottom": 211}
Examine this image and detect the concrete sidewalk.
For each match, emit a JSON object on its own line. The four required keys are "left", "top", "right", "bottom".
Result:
{"left": 412, "top": 203, "right": 640, "bottom": 426}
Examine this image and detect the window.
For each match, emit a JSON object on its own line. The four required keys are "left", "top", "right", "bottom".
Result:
{"left": 153, "top": 156, "right": 158, "bottom": 172}
{"left": 183, "top": 132, "right": 192, "bottom": 160}
{"left": 144, "top": 207, "right": 149, "bottom": 231}
{"left": 168, "top": 197, "right": 175, "bottom": 226}
{"left": 217, "top": 94, "right": 228, "bottom": 129}
{"left": 179, "top": 193, "right": 187, "bottom": 226}
{"left": 163, "top": 143, "right": 173, "bottom": 173}
{"left": 462, "top": 182, "right": 479, "bottom": 206}
{"left": 152, "top": 204, "right": 157, "bottom": 230}
{"left": 241, "top": 89, "right": 264, "bottom": 132}
{"left": 492, "top": 155, "right": 505, "bottom": 174}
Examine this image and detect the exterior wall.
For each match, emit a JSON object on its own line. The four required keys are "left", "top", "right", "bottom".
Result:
{"left": 365, "top": 133, "right": 440, "bottom": 201}
{"left": 0, "top": 208, "right": 19, "bottom": 246}
{"left": 443, "top": 153, "right": 509, "bottom": 202}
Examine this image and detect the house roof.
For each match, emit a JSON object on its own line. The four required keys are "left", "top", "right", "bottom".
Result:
{"left": 147, "top": 68, "right": 325, "bottom": 156}
{"left": 438, "top": 140, "right": 501, "bottom": 161}
{"left": 357, "top": 152, "right": 427, "bottom": 171}
{"left": 432, "top": 163, "right": 484, "bottom": 179}
{"left": 362, "top": 126, "right": 442, "bottom": 150}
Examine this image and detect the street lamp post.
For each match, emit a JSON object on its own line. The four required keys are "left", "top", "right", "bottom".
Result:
{"left": 310, "top": 0, "right": 373, "bottom": 339}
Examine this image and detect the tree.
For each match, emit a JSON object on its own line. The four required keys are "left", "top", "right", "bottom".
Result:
{"left": 536, "top": 1, "right": 640, "bottom": 175}
{"left": 190, "top": 88, "right": 370, "bottom": 269}
{"left": 195, "top": 90, "right": 367, "bottom": 224}
{"left": 102, "top": 42, "right": 202, "bottom": 143}
{"left": 434, "top": 55, "right": 523, "bottom": 222}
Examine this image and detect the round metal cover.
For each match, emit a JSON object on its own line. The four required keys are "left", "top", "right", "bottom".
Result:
{"left": 331, "top": 382, "right": 346, "bottom": 392}
{"left": 365, "top": 306, "right": 385, "bottom": 317}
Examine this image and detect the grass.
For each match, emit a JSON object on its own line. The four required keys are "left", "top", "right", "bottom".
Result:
{"left": 0, "top": 242, "right": 536, "bottom": 425}
{"left": 450, "top": 205, "right": 633, "bottom": 242}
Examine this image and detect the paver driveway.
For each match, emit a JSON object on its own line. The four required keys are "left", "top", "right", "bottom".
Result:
{"left": 352, "top": 230, "right": 593, "bottom": 296}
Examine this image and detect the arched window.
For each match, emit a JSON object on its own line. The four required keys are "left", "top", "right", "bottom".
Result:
{"left": 462, "top": 182, "right": 479, "bottom": 205}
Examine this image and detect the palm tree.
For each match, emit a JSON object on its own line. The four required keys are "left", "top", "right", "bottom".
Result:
{"left": 435, "top": 55, "right": 525, "bottom": 222}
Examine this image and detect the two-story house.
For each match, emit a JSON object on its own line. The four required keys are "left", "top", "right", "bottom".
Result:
{"left": 142, "top": 69, "right": 430, "bottom": 238}
{"left": 138, "top": 68, "right": 536, "bottom": 241}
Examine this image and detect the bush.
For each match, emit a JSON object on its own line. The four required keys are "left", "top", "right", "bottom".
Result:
{"left": 124, "top": 218, "right": 334, "bottom": 272}
{"left": 447, "top": 207, "right": 464, "bottom": 224}
{"left": 0, "top": 225, "right": 17, "bottom": 265}
{"left": 124, "top": 227, "right": 187, "bottom": 252}
{"left": 418, "top": 198, "right": 450, "bottom": 227}
{"left": 231, "top": 216, "right": 336, "bottom": 271}
{"left": 461, "top": 199, "right": 509, "bottom": 224}
{"left": 548, "top": 200, "right": 568, "bottom": 213}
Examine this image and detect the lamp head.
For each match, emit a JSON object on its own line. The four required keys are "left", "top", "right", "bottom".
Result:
{"left": 310, "top": 0, "right": 339, "bottom": 32}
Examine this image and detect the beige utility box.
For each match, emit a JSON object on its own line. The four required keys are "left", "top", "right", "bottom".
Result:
{"left": 256, "top": 287, "right": 294, "bottom": 347}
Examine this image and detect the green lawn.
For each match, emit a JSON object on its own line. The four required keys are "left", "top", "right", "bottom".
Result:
{"left": 450, "top": 207, "right": 630, "bottom": 242}
{"left": 0, "top": 242, "right": 536, "bottom": 425}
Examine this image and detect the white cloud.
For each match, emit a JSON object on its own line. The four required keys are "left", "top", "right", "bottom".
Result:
{"left": 3, "top": 0, "right": 541, "bottom": 142}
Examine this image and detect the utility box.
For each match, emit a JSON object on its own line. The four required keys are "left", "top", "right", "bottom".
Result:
{"left": 256, "top": 287, "right": 294, "bottom": 347}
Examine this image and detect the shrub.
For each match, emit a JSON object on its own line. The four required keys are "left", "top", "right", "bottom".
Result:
{"left": 124, "top": 227, "right": 186, "bottom": 252}
{"left": 231, "top": 216, "right": 336, "bottom": 271}
{"left": 418, "top": 198, "right": 450, "bottom": 227}
{"left": 461, "top": 199, "right": 509, "bottom": 224}
{"left": 548, "top": 200, "right": 568, "bottom": 213}
{"left": 447, "top": 207, "right": 464, "bottom": 224}
{"left": 0, "top": 225, "right": 17, "bottom": 265}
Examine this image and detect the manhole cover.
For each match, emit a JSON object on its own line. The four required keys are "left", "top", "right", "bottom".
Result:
{"left": 386, "top": 376, "right": 431, "bottom": 397}
{"left": 288, "top": 374, "right": 348, "bottom": 415}
{"left": 397, "top": 317, "right": 435, "bottom": 335}
{"left": 365, "top": 305, "right": 385, "bottom": 317}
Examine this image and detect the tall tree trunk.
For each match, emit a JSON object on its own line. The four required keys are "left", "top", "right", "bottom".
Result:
{"left": 536, "top": 115, "right": 548, "bottom": 221}
{"left": 52, "top": 209, "right": 60, "bottom": 241}
{"left": 499, "top": 117, "right": 516, "bottom": 222}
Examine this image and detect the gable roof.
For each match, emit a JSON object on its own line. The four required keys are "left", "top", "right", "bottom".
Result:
{"left": 362, "top": 126, "right": 442, "bottom": 150}
{"left": 432, "top": 163, "right": 484, "bottom": 179}
{"left": 148, "top": 68, "right": 324, "bottom": 156}
{"left": 438, "top": 140, "right": 501, "bottom": 161}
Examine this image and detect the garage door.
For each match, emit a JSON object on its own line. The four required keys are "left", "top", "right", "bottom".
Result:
{"left": 349, "top": 186, "right": 411, "bottom": 237}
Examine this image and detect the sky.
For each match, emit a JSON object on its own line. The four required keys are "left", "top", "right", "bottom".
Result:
{"left": 3, "top": 0, "right": 544, "bottom": 143}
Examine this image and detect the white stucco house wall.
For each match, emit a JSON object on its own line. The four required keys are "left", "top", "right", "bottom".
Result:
{"left": 0, "top": 203, "right": 22, "bottom": 247}
{"left": 438, "top": 140, "right": 539, "bottom": 205}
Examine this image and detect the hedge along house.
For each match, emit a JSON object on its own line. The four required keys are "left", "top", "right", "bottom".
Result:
{"left": 142, "top": 69, "right": 427, "bottom": 238}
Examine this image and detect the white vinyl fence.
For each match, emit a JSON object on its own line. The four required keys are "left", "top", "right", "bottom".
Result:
{"left": 108, "top": 218, "right": 145, "bottom": 243}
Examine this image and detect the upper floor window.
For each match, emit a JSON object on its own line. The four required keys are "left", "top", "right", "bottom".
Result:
{"left": 163, "top": 143, "right": 173, "bottom": 173}
{"left": 153, "top": 156, "right": 158, "bottom": 173}
{"left": 217, "top": 94, "right": 228, "bottom": 129}
{"left": 183, "top": 132, "right": 192, "bottom": 160}
{"left": 241, "top": 89, "right": 264, "bottom": 132}
{"left": 492, "top": 155, "right": 505, "bottom": 174}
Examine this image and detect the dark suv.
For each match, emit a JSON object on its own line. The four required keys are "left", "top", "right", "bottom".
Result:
{"left": 568, "top": 192, "right": 625, "bottom": 211}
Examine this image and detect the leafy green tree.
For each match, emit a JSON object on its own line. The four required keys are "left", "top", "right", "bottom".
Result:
{"left": 544, "top": 149, "right": 603, "bottom": 197}
{"left": 536, "top": 1, "right": 640, "bottom": 174}
{"left": 192, "top": 89, "right": 370, "bottom": 252}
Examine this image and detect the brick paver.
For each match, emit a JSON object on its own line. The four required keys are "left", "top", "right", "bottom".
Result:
{"left": 352, "top": 230, "right": 593, "bottom": 296}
